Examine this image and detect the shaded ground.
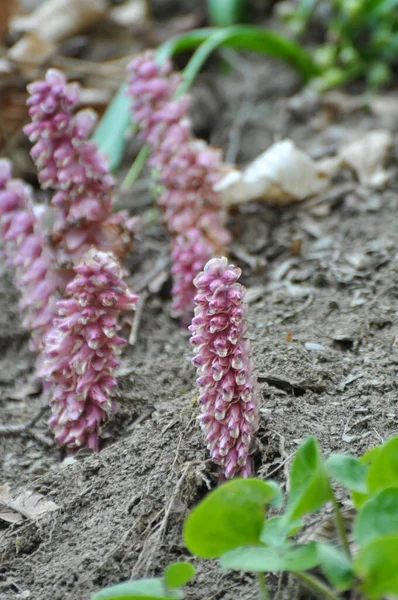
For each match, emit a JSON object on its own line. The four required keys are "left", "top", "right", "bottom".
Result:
{"left": 1, "top": 44, "right": 398, "bottom": 600}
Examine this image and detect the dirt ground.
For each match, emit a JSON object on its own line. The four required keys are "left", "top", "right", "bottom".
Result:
{"left": 2, "top": 14, "right": 398, "bottom": 600}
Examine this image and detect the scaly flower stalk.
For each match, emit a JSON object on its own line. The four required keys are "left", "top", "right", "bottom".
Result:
{"left": 126, "top": 52, "right": 231, "bottom": 321}
{"left": 0, "top": 158, "right": 60, "bottom": 351}
{"left": 189, "top": 257, "right": 259, "bottom": 479}
{"left": 41, "top": 249, "right": 138, "bottom": 451}
{"left": 24, "top": 69, "right": 134, "bottom": 263}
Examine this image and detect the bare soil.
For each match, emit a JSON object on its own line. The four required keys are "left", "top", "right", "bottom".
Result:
{"left": 2, "top": 39, "right": 398, "bottom": 600}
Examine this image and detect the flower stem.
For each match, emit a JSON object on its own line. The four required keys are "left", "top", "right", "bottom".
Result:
{"left": 256, "top": 573, "right": 268, "bottom": 600}
{"left": 332, "top": 495, "right": 351, "bottom": 559}
{"left": 293, "top": 571, "right": 341, "bottom": 600}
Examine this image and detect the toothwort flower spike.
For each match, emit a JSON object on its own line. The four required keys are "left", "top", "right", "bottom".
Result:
{"left": 0, "top": 158, "right": 60, "bottom": 351}
{"left": 126, "top": 52, "right": 231, "bottom": 321}
{"left": 171, "top": 229, "right": 214, "bottom": 325}
{"left": 189, "top": 257, "right": 259, "bottom": 479}
{"left": 24, "top": 69, "right": 134, "bottom": 261}
{"left": 41, "top": 249, "right": 138, "bottom": 451}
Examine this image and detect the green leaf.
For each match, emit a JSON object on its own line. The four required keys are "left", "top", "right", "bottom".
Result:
{"left": 352, "top": 445, "right": 382, "bottom": 509}
{"left": 265, "top": 480, "right": 284, "bottom": 509}
{"left": 354, "top": 488, "right": 398, "bottom": 548}
{"left": 351, "top": 490, "right": 368, "bottom": 510}
{"left": 92, "top": 85, "right": 131, "bottom": 173}
{"left": 163, "top": 563, "right": 195, "bottom": 590}
{"left": 285, "top": 437, "right": 332, "bottom": 521}
{"left": 317, "top": 543, "right": 355, "bottom": 591}
{"left": 285, "top": 0, "right": 317, "bottom": 36}
{"left": 260, "top": 516, "right": 302, "bottom": 547}
{"left": 325, "top": 454, "right": 368, "bottom": 493}
{"left": 367, "top": 61, "right": 391, "bottom": 87}
{"left": 207, "top": 0, "right": 250, "bottom": 26}
{"left": 355, "top": 535, "right": 398, "bottom": 599}
{"left": 367, "top": 437, "right": 398, "bottom": 496}
{"left": 156, "top": 26, "right": 318, "bottom": 81}
{"left": 366, "top": 0, "right": 398, "bottom": 19}
{"left": 183, "top": 479, "right": 277, "bottom": 558}
{"left": 220, "top": 542, "right": 319, "bottom": 572}
{"left": 361, "top": 445, "right": 382, "bottom": 465}
{"left": 91, "top": 579, "right": 180, "bottom": 600}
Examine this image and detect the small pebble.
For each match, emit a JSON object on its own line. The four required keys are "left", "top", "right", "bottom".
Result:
{"left": 63, "top": 456, "right": 77, "bottom": 466}
{"left": 304, "top": 342, "right": 326, "bottom": 352}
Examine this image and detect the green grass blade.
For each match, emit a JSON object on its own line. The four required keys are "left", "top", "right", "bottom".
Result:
{"left": 207, "top": 0, "right": 250, "bottom": 26}
{"left": 92, "top": 84, "right": 131, "bottom": 173}
{"left": 177, "top": 29, "right": 238, "bottom": 96}
{"left": 121, "top": 144, "right": 151, "bottom": 191}
{"left": 96, "top": 26, "right": 317, "bottom": 174}
{"left": 157, "top": 26, "right": 318, "bottom": 80}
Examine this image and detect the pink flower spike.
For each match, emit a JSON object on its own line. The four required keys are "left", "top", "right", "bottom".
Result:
{"left": 189, "top": 257, "right": 259, "bottom": 480}
{"left": 41, "top": 248, "right": 138, "bottom": 451}
{"left": 0, "top": 159, "right": 60, "bottom": 352}
{"left": 170, "top": 229, "right": 214, "bottom": 325}
{"left": 126, "top": 52, "right": 231, "bottom": 323}
{"left": 25, "top": 69, "right": 134, "bottom": 262}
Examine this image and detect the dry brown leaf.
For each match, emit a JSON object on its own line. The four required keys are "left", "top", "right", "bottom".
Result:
{"left": 0, "top": 58, "right": 13, "bottom": 75}
{"left": 109, "top": 0, "right": 148, "bottom": 27}
{"left": 215, "top": 139, "right": 331, "bottom": 205}
{"left": 339, "top": 130, "right": 393, "bottom": 187}
{"left": 0, "top": 485, "right": 59, "bottom": 523}
{"left": 79, "top": 87, "right": 112, "bottom": 107}
{"left": 320, "top": 90, "right": 364, "bottom": 115}
{"left": 370, "top": 96, "right": 398, "bottom": 129}
{"left": 0, "top": 0, "right": 19, "bottom": 40}
{"left": 0, "top": 86, "right": 30, "bottom": 150}
{"left": 10, "top": 0, "right": 107, "bottom": 43}
{"left": 8, "top": 32, "right": 55, "bottom": 63}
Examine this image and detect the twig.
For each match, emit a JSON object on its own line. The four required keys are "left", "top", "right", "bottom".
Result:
{"left": 231, "top": 244, "right": 267, "bottom": 271}
{"left": 0, "top": 580, "right": 23, "bottom": 592}
{"left": 134, "top": 257, "right": 170, "bottom": 294}
{"left": 280, "top": 292, "right": 314, "bottom": 322}
{"left": 29, "top": 431, "right": 54, "bottom": 448}
{"left": 129, "top": 290, "right": 148, "bottom": 346}
{"left": 261, "top": 452, "right": 295, "bottom": 479}
{"left": 159, "top": 463, "right": 192, "bottom": 541}
{"left": 207, "top": 581, "right": 243, "bottom": 600}
{"left": 127, "top": 257, "right": 170, "bottom": 346}
{"left": 131, "top": 461, "right": 199, "bottom": 577}
{"left": 365, "top": 283, "right": 394, "bottom": 310}
{"left": 0, "top": 405, "right": 48, "bottom": 436}
{"left": 127, "top": 410, "right": 154, "bottom": 431}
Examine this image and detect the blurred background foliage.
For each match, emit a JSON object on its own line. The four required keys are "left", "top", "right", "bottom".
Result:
{"left": 209, "top": 0, "right": 398, "bottom": 90}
